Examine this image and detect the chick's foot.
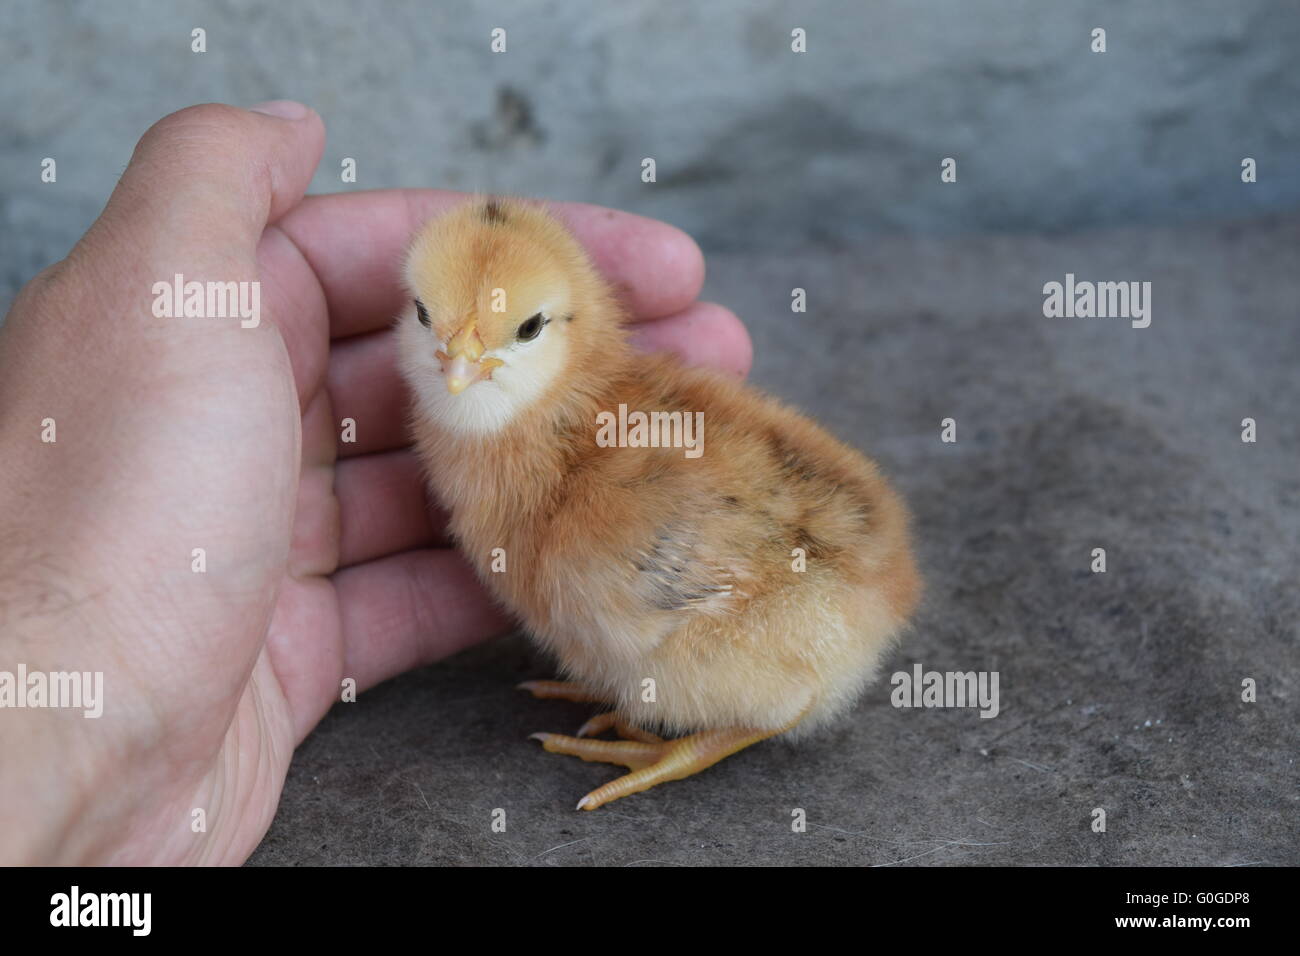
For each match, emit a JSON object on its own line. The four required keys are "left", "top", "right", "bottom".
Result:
{"left": 528, "top": 725, "right": 783, "bottom": 810}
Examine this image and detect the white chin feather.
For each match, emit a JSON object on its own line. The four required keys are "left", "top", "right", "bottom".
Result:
{"left": 396, "top": 313, "right": 559, "bottom": 435}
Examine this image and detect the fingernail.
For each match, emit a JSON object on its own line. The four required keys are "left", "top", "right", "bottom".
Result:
{"left": 248, "top": 100, "right": 308, "bottom": 120}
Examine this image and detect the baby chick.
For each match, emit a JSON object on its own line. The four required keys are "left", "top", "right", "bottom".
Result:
{"left": 398, "top": 198, "right": 920, "bottom": 810}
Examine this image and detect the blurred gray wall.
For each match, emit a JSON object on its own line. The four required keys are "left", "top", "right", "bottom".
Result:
{"left": 2, "top": 0, "right": 1297, "bottom": 295}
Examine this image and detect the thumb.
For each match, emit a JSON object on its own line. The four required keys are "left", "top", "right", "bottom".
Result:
{"left": 75, "top": 101, "right": 325, "bottom": 275}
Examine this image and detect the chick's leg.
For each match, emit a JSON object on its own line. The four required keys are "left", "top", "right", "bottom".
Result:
{"left": 529, "top": 724, "right": 785, "bottom": 810}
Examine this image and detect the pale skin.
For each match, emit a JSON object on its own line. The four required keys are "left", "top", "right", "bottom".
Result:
{"left": 0, "top": 101, "right": 751, "bottom": 864}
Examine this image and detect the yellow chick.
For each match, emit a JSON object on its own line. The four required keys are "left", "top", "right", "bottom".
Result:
{"left": 398, "top": 198, "right": 920, "bottom": 810}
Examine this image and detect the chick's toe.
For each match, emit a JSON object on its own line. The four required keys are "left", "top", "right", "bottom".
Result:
{"left": 530, "top": 724, "right": 792, "bottom": 811}
{"left": 515, "top": 680, "right": 606, "bottom": 704}
{"left": 575, "top": 712, "right": 663, "bottom": 743}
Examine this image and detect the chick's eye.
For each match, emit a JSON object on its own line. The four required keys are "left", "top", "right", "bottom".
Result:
{"left": 414, "top": 299, "right": 430, "bottom": 328}
{"left": 516, "top": 313, "right": 546, "bottom": 341}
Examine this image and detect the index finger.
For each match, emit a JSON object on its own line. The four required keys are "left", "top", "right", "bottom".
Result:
{"left": 276, "top": 190, "right": 706, "bottom": 339}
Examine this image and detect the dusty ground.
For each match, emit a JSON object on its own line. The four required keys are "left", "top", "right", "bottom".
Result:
{"left": 249, "top": 216, "right": 1299, "bottom": 866}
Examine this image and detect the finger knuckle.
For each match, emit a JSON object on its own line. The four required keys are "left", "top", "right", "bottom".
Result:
{"left": 139, "top": 103, "right": 253, "bottom": 153}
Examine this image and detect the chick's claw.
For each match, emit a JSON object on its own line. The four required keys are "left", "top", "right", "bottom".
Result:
{"left": 528, "top": 725, "right": 784, "bottom": 810}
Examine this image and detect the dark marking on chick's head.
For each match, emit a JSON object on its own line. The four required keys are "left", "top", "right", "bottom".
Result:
{"left": 482, "top": 200, "right": 507, "bottom": 224}
{"left": 565, "top": 313, "right": 575, "bottom": 322}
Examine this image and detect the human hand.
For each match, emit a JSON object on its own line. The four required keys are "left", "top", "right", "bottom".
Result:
{"left": 0, "top": 101, "right": 751, "bottom": 864}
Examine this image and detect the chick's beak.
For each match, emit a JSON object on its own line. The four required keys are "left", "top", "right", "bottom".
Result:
{"left": 435, "top": 320, "right": 504, "bottom": 395}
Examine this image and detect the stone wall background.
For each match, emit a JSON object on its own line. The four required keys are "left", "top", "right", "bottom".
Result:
{"left": 2, "top": 0, "right": 1297, "bottom": 298}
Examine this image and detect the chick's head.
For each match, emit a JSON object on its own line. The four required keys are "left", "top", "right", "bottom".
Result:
{"left": 400, "top": 198, "right": 623, "bottom": 434}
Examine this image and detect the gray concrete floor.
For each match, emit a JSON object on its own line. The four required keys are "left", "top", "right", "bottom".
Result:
{"left": 249, "top": 215, "right": 1299, "bottom": 866}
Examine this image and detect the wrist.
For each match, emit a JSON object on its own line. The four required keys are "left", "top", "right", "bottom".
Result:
{"left": 0, "top": 563, "right": 132, "bottom": 863}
